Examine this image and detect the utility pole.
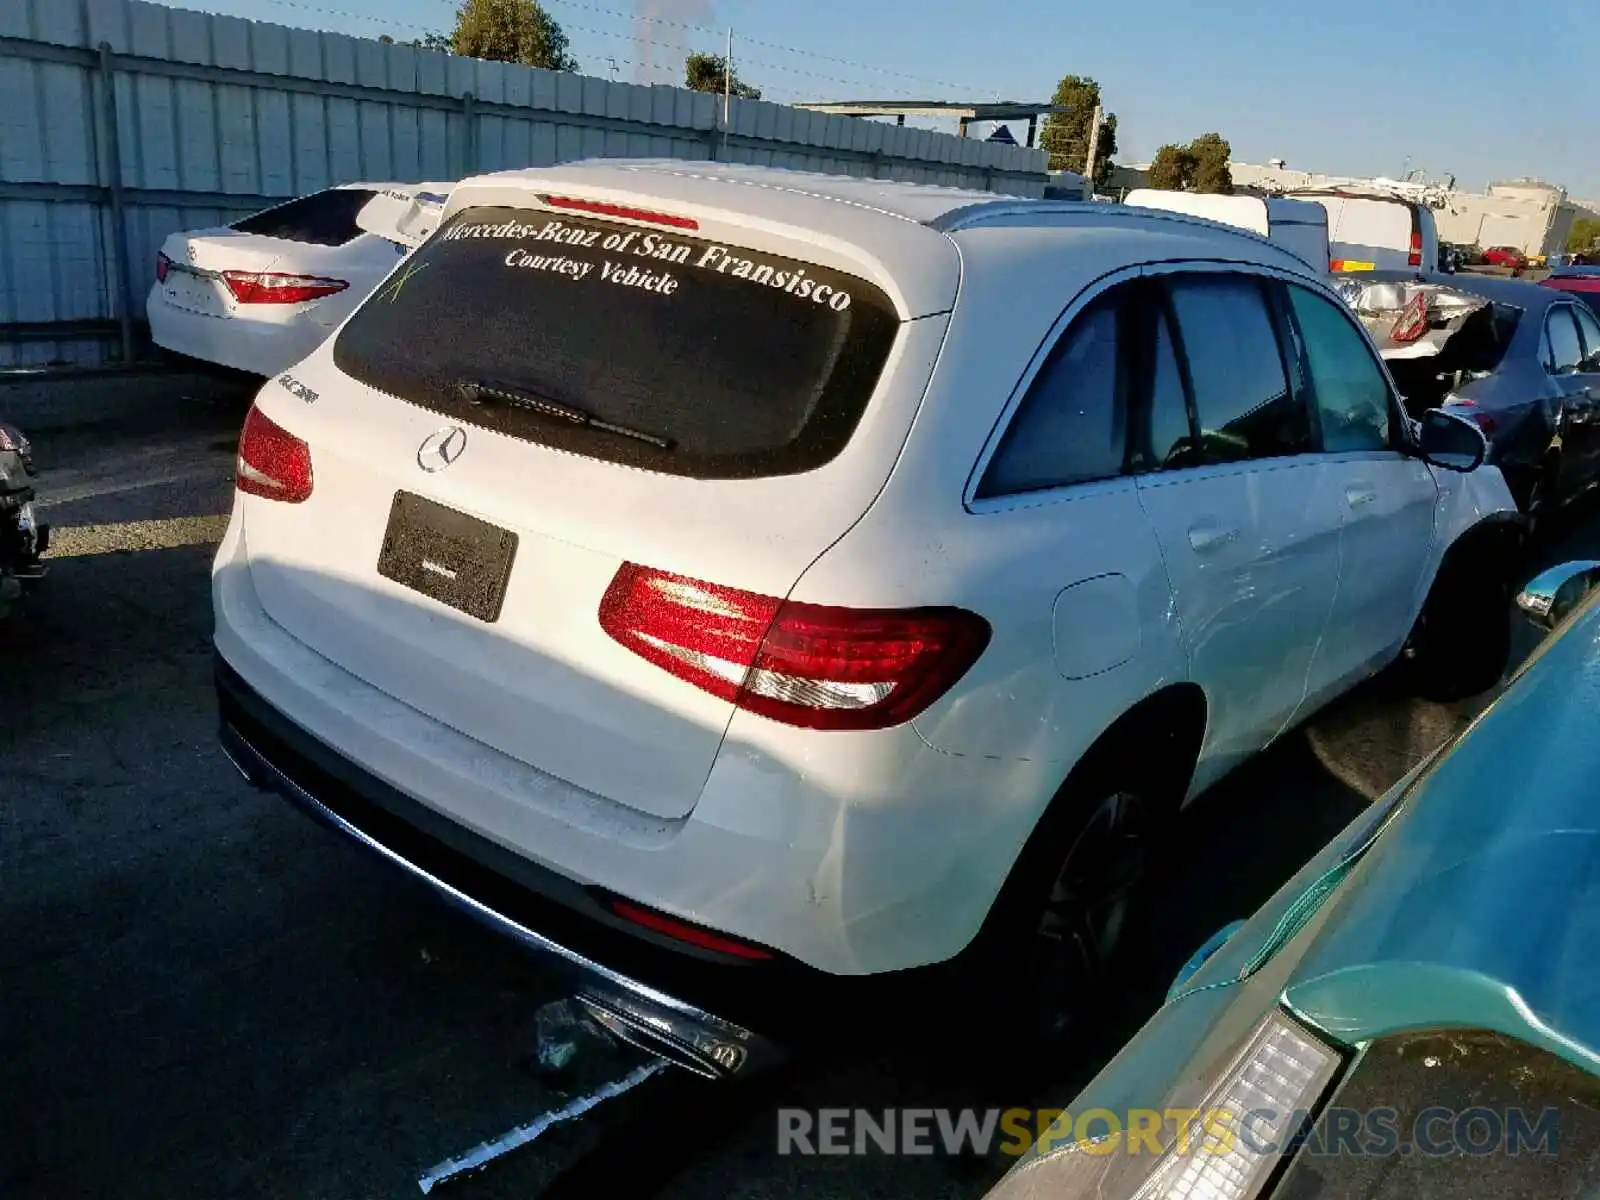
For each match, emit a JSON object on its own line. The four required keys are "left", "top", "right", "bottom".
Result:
{"left": 723, "top": 27, "right": 733, "bottom": 160}
{"left": 1083, "top": 103, "right": 1103, "bottom": 190}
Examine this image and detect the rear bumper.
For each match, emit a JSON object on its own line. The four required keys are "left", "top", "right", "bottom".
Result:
{"left": 146, "top": 285, "right": 328, "bottom": 378}
{"left": 217, "top": 655, "right": 787, "bottom": 1079}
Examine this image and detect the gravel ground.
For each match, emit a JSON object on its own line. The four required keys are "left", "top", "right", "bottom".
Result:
{"left": 0, "top": 369, "right": 1593, "bottom": 1199}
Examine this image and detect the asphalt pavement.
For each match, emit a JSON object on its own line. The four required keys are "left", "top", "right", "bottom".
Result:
{"left": 1, "top": 369, "right": 1594, "bottom": 1199}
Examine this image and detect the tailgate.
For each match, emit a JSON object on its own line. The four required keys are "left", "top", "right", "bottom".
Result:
{"left": 237, "top": 190, "right": 954, "bottom": 821}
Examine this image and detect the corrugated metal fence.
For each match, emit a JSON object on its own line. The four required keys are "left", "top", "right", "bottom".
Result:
{"left": 0, "top": 0, "right": 1047, "bottom": 367}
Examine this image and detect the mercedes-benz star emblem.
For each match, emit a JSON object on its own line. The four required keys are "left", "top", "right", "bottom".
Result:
{"left": 417, "top": 426, "right": 468, "bottom": 473}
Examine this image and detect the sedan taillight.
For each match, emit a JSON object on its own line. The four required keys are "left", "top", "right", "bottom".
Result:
{"left": 236, "top": 404, "right": 313, "bottom": 503}
{"left": 221, "top": 271, "right": 348, "bottom": 305}
{"left": 155, "top": 252, "right": 171, "bottom": 283}
{"left": 598, "top": 564, "right": 990, "bottom": 731}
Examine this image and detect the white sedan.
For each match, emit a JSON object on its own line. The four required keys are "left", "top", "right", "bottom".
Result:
{"left": 146, "top": 182, "right": 448, "bottom": 378}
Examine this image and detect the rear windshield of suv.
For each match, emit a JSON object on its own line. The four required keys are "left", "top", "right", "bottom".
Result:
{"left": 331, "top": 205, "right": 901, "bottom": 479}
{"left": 231, "top": 188, "right": 376, "bottom": 246}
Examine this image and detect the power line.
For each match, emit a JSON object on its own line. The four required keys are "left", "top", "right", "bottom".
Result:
{"left": 260, "top": 0, "right": 947, "bottom": 99}
{"left": 534, "top": 0, "right": 999, "bottom": 94}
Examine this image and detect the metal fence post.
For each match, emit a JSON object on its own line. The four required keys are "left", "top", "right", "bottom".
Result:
{"left": 461, "top": 91, "right": 476, "bottom": 176}
{"left": 97, "top": 42, "right": 135, "bottom": 363}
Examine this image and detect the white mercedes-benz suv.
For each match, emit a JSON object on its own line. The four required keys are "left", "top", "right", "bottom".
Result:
{"left": 213, "top": 161, "right": 1519, "bottom": 1076}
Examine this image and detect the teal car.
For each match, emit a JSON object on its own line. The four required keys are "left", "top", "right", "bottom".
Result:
{"left": 986, "top": 559, "right": 1600, "bottom": 1200}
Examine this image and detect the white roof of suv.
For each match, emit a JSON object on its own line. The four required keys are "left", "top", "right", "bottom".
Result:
{"left": 438, "top": 160, "right": 1321, "bottom": 319}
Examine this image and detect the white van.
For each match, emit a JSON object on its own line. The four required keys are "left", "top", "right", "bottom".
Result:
{"left": 1123, "top": 190, "right": 1330, "bottom": 274}
{"left": 1290, "top": 190, "right": 1441, "bottom": 275}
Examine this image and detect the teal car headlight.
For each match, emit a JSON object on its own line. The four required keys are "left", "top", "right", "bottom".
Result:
{"left": 988, "top": 1011, "right": 1343, "bottom": 1200}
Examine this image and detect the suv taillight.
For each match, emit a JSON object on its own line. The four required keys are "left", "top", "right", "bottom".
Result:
{"left": 236, "top": 404, "right": 313, "bottom": 503}
{"left": 222, "top": 271, "right": 348, "bottom": 304}
{"left": 598, "top": 564, "right": 990, "bottom": 731}
{"left": 1408, "top": 230, "right": 1423, "bottom": 268}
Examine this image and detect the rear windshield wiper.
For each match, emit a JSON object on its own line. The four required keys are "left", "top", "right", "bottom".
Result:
{"left": 455, "top": 379, "right": 675, "bottom": 451}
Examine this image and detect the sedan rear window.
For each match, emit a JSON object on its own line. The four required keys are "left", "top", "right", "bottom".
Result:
{"left": 333, "top": 205, "right": 901, "bottom": 480}
{"left": 231, "top": 189, "right": 376, "bottom": 246}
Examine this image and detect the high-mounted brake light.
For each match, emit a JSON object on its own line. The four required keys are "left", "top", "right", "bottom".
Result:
{"left": 599, "top": 564, "right": 991, "bottom": 731}
{"left": 236, "top": 404, "right": 313, "bottom": 503}
{"left": 1408, "top": 229, "right": 1424, "bottom": 268}
{"left": 540, "top": 194, "right": 699, "bottom": 231}
{"left": 222, "top": 271, "right": 349, "bottom": 305}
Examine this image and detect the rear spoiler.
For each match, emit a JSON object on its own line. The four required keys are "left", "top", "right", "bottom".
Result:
{"left": 354, "top": 183, "right": 452, "bottom": 249}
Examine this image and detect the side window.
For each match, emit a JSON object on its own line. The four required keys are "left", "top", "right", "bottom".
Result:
{"left": 978, "top": 293, "right": 1126, "bottom": 497}
{"left": 1129, "top": 303, "right": 1199, "bottom": 472}
{"left": 1286, "top": 284, "right": 1392, "bottom": 452}
{"left": 1572, "top": 305, "right": 1600, "bottom": 371}
{"left": 1165, "top": 274, "right": 1309, "bottom": 462}
{"left": 1546, "top": 307, "right": 1584, "bottom": 376}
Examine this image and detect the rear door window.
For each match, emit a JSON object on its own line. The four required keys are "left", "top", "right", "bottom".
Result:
{"left": 231, "top": 189, "right": 376, "bottom": 246}
{"left": 1545, "top": 307, "right": 1584, "bottom": 375}
{"left": 333, "top": 205, "right": 901, "bottom": 480}
{"left": 1571, "top": 304, "right": 1600, "bottom": 371}
{"left": 1164, "top": 274, "right": 1310, "bottom": 462}
{"left": 977, "top": 292, "right": 1126, "bottom": 497}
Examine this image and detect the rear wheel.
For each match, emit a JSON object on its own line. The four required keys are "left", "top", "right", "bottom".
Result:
{"left": 962, "top": 736, "right": 1188, "bottom": 1064}
{"left": 1023, "top": 785, "right": 1154, "bottom": 1046}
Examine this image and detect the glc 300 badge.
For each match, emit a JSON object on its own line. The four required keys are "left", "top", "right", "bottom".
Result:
{"left": 276, "top": 372, "right": 318, "bottom": 404}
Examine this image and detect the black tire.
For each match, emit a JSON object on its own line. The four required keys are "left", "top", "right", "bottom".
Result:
{"left": 963, "top": 720, "right": 1191, "bottom": 1057}
{"left": 1403, "top": 553, "right": 1513, "bottom": 701}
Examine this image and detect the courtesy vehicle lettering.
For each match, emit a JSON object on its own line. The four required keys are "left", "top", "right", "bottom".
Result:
{"left": 456, "top": 216, "right": 852, "bottom": 309}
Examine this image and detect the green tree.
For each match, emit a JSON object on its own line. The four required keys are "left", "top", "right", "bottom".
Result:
{"left": 685, "top": 52, "right": 761, "bottom": 99}
{"left": 1568, "top": 217, "right": 1600, "bottom": 254}
{"left": 1145, "top": 133, "right": 1233, "bottom": 193}
{"left": 1039, "top": 75, "right": 1118, "bottom": 184}
{"left": 410, "top": 31, "right": 454, "bottom": 54}
{"left": 1188, "top": 132, "right": 1233, "bottom": 194}
{"left": 1146, "top": 143, "right": 1195, "bottom": 190}
{"left": 449, "top": 0, "right": 577, "bottom": 71}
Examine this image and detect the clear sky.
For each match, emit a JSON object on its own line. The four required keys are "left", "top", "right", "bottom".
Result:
{"left": 173, "top": 0, "right": 1598, "bottom": 197}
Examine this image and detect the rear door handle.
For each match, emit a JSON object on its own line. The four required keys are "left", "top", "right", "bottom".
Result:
{"left": 1187, "top": 522, "right": 1239, "bottom": 553}
{"left": 1345, "top": 485, "right": 1378, "bottom": 508}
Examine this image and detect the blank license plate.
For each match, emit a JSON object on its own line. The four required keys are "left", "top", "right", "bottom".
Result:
{"left": 376, "top": 492, "right": 518, "bottom": 623}
{"left": 163, "top": 273, "right": 225, "bottom": 315}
